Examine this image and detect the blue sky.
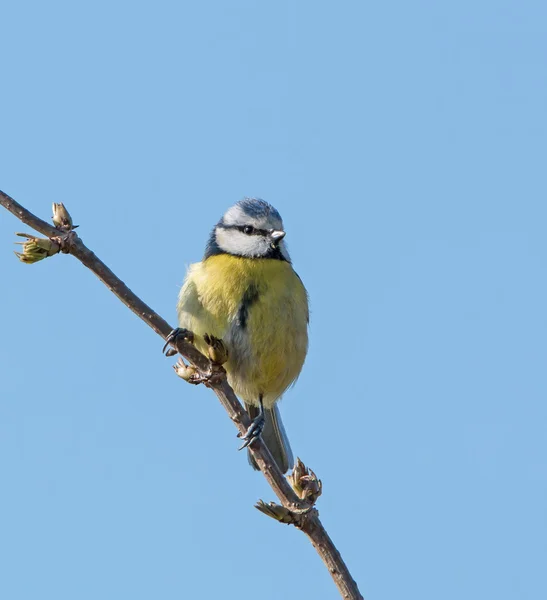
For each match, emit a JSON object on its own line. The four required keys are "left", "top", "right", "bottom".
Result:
{"left": 1, "top": 1, "right": 546, "bottom": 599}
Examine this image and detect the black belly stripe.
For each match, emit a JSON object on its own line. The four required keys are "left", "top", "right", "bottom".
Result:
{"left": 237, "top": 284, "right": 260, "bottom": 329}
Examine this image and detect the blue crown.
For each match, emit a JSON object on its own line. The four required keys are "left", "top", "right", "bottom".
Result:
{"left": 236, "top": 198, "right": 282, "bottom": 222}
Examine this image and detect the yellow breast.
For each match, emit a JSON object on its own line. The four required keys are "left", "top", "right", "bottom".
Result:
{"left": 177, "top": 254, "right": 309, "bottom": 406}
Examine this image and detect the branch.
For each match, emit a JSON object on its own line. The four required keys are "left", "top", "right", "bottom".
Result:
{"left": 1, "top": 189, "right": 364, "bottom": 600}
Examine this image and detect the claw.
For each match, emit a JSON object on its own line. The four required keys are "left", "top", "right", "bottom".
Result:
{"left": 163, "top": 327, "right": 194, "bottom": 355}
{"left": 238, "top": 396, "right": 265, "bottom": 451}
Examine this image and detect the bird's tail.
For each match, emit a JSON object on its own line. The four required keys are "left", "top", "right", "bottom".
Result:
{"left": 245, "top": 402, "right": 294, "bottom": 474}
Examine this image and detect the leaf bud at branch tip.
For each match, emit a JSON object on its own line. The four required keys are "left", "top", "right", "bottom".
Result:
{"left": 287, "top": 457, "right": 323, "bottom": 504}
{"left": 255, "top": 500, "right": 295, "bottom": 524}
{"left": 14, "top": 233, "right": 61, "bottom": 264}
{"left": 52, "top": 202, "right": 77, "bottom": 230}
{"left": 203, "top": 333, "right": 229, "bottom": 365}
{"left": 173, "top": 358, "right": 198, "bottom": 382}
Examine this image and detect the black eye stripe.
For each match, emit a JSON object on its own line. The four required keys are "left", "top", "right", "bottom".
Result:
{"left": 223, "top": 224, "right": 269, "bottom": 236}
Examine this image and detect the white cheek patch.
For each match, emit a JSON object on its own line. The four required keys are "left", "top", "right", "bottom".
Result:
{"left": 216, "top": 228, "right": 269, "bottom": 257}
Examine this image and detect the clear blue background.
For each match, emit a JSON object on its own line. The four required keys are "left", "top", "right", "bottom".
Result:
{"left": 1, "top": 2, "right": 546, "bottom": 598}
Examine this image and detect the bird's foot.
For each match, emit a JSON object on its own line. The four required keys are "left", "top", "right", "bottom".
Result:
{"left": 238, "top": 414, "right": 265, "bottom": 450}
{"left": 238, "top": 398, "right": 265, "bottom": 450}
{"left": 163, "top": 327, "right": 195, "bottom": 357}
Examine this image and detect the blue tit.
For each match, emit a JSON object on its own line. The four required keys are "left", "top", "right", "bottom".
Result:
{"left": 177, "top": 198, "right": 309, "bottom": 473}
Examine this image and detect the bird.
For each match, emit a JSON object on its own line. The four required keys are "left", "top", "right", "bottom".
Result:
{"left": 175, "top": 198, "right": 309, "bottom": 473}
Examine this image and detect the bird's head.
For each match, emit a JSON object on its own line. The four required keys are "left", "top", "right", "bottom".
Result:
{"left": 205, "top": 198, "right": 291, "bottom": 262}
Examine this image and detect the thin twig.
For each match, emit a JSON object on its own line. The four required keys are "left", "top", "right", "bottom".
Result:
{"left": 0, "top": 189, "right": 364, "bottom": 600}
